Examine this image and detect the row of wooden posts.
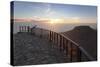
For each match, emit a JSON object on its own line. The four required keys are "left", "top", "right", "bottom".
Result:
{"left": 19, "top": 26, "right": 44, "bottom": 38}
{"left": 49, "top": 30, "right": 82, "bottom": 62}
{"left": 19, "top": 26, "right": 31, "bottom": 32}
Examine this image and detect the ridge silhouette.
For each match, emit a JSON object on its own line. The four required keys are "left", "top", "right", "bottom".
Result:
{"left": 62, "top": 26, "right": 97, "bottom": 60}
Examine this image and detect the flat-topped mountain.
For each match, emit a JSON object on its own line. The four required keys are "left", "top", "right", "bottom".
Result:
{"left": 73, "top": 26, "right": 96, "bottom": 31}
{"left": 62, "top": 26, "right": 97, "bottom": 60}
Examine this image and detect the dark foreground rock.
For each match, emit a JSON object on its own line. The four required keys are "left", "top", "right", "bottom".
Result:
{"left": 13, "top": 33, "right": 69, "bottom": 66}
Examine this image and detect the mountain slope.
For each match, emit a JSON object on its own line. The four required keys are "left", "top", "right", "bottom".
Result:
{"left": 62, "top": 26, "right": 97, "bottom": 60}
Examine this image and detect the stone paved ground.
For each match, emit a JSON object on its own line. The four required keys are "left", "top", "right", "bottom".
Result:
{"left": 13, "top": 33, "right": 69, "bottom": 66}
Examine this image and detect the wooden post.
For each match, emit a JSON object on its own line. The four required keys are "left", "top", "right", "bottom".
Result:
{"left": 21, "top": 26, "right": 23, "bottom": 32}
{"left": 52, "top": 32, "right": 53, "bottom": 41}
{"left": 54, "top": 32, "right": 56, "bottom": 43}
{"left": 61, "top": 36, "right": 64, "bottom": 50}
{"left": 77, "top": 47, "right": 81, "bottom": 62}
{"left": 20, "top": 26, "right": 21, "bottom": 32}
{"left": 51, "top": 31, "right": 54, "bottom": 48}
{"left": 62, "top": 37, "right": 65, "bottom": 50}
{"left": 65, "top": 40, "right": 68, "bottom": 55}
{"left": 53, "top": 32, "right": 55, "bottom": 47}
{"left": 40, "top": 29, "right": 43, "bottom": 38}
{"left": 49, "top": 31, "right": 51, "bottom": 41}
{"left": 60, "top": 35, "right": 62, "bottom": 51}
{"left": 50, "top": 31, "right": 51, "bottom": 41}
{"left": 23, "top": 26, "right": 25, "bottom": 32}
{"left": 19, "top": 26, "right": 21, "bottom": 32}
{"left": 61, "top": 37, "right": 63, "bottom": 50}
{"left": 27, "top": 26, "right": 29, "bottom": 33}
{"left": 30, "top": 28, "right": 32, "bottom": 34}
{"left": 52, "top": 32, "right": 53, "bottom": 42}
{"left": 57, "top": 34, "right": 59, "bottom": 48}
{"left": 26, "top": 26, "right": 28, "bottom": 32}
{"left": 56, "top": 33, "right": 58, "bottom": 44}
{"left": 25, "top": 26, "right": 26, "bottom": 32}
{"left": 55, "top": 33, "right": 57, "bottom": 43}
{"left": 62, "top": 37, "right": 65, "bottom": 51}
{"left": 52, "top": 32, "right": 54, "bottom": 42}
{"left": 51, "top": 31, "right": 52, "bottom": 41}
{"left": 70, "top": 43, "right": 73, "bottom": 62}
{"left": 67, "top": 41, "right": 72, "bottom": 61}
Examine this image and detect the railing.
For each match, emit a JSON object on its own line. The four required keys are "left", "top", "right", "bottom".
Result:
{"left": 49, "top": 30, "right": 94, "bottom": 62}
{"left": 19, "top": 26, "right": 31, "bottom": 33}
{"left": 18, "top": 26, "right": 94, "bottom": 62}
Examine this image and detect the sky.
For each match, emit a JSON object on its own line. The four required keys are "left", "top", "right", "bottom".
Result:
{"left": 12, "top": 1, "right": 97, "bottom": 23}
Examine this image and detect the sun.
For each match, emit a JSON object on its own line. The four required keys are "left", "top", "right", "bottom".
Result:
{"left": 50, "top": 19, "right": 62, "bottom": 24}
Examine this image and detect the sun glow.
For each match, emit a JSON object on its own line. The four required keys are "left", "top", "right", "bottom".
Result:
{"left": 30, "top": 16, "right": 81, "bottom": 24}
{"left": 49, "top": 19, "right": 63, "bottom": 24}
{"left": 49, "top": 17, "right": 80, "bottom": 24}
{"left": 72, "top": 17, "right": 80, "bottom": 23}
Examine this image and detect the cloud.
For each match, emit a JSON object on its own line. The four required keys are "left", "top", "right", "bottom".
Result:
{"left": 13, "top": 17, "right": 96, "bottom": 24}
{"left": 80, "top": 17, "right": 97, "bottom": 23}
{"left": 13, "top": 17, "right": 50, "bottom": 23}
{"left": 45, "top": 4, "right": 51, "bottom": 13}
{"left": 13, "top": 18, "right": 33, "bottom": 22}
{"left": 44, "top": 4, "right": 57, "bottom": 18}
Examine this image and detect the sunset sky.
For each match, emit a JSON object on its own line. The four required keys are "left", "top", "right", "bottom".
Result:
{"left": 13, "top": 1, "right": 97, "bottom": 24}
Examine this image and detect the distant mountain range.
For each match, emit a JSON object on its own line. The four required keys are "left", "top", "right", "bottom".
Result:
{"left": 62, "top": 26, "right": 97, "bottom": 60}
